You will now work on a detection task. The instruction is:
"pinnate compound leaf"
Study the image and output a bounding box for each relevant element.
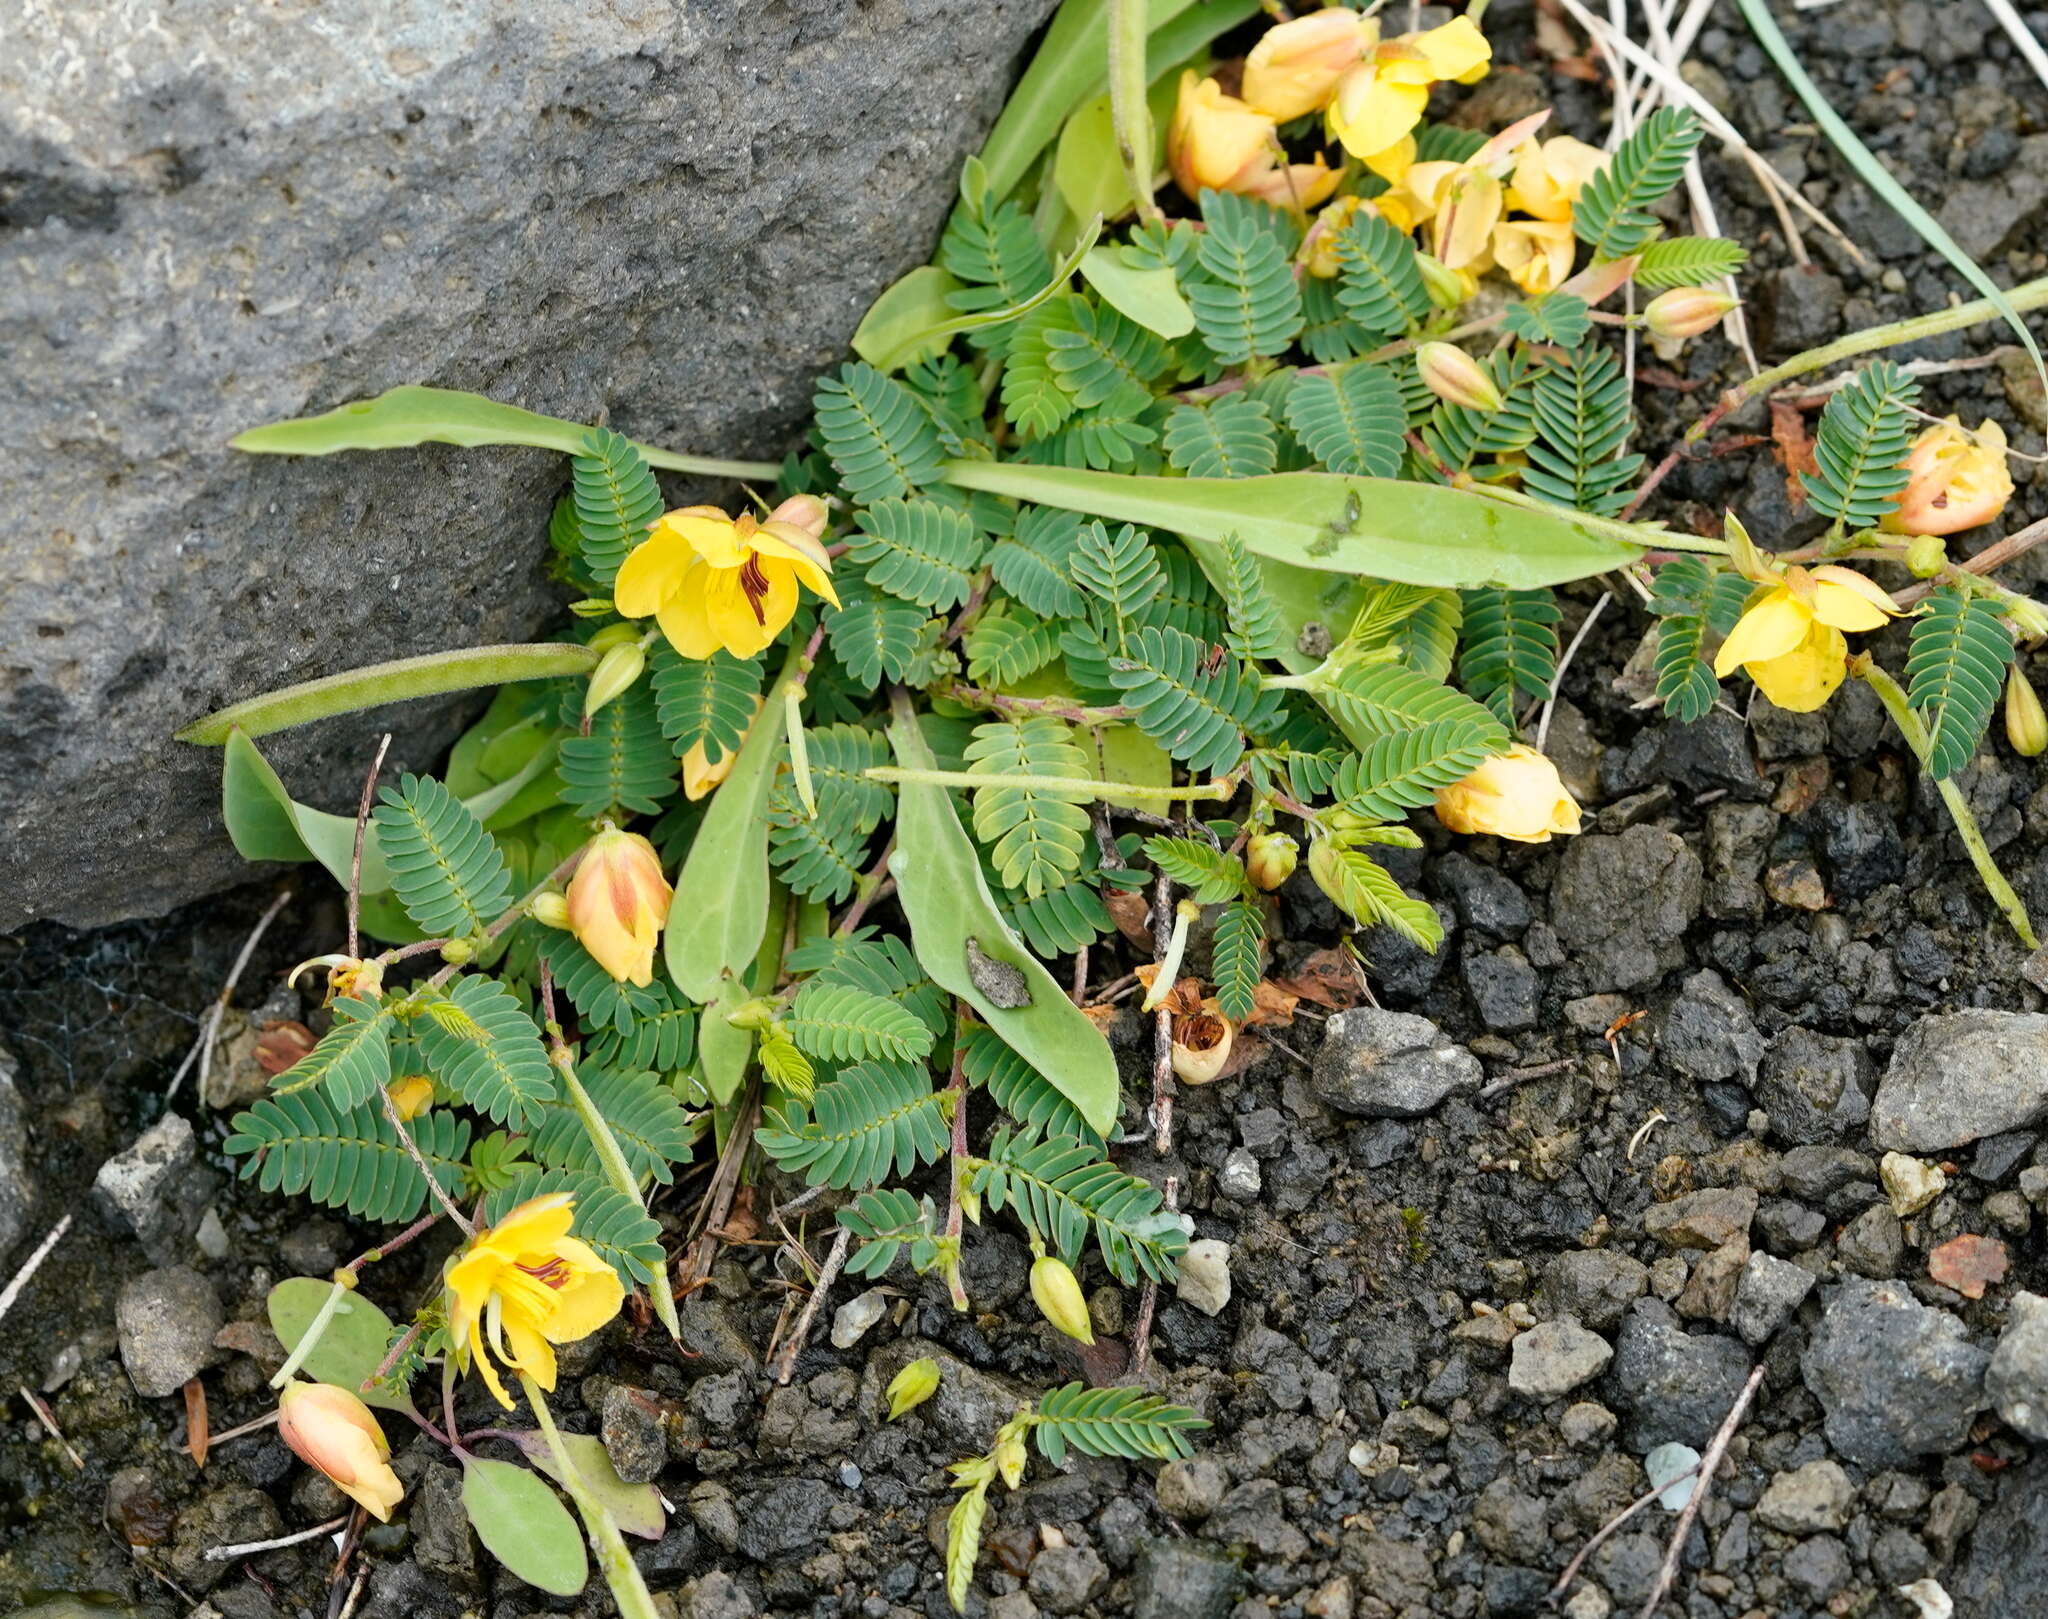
[848,498,987,610]
[1906,587,2015,779]
[1631,234,1748,290]
[1329,719,1506,820]
[1162,395,1278,479]
[650,645,763,766]
[1284,362,1406,478]
[814,361,948,501]
[227,1090,469,1225]
[966,717,1093,899]
[1211,901,1265,1024]
[1312,843,1445,949]
[1142,835,1251,903]
[372,772,513,940]
[1033,1384,1208,1465]
[272,996,394,1109]
[1458,586,1561,726]
[758,1060,948,1189]
[417,974,554,1128]
[570,428,663,588]
[785,982,938,1064]
[1187,189,1304,364]
[1803,360,1921,529]
[1108,626,1281,776]
[961,1023,1103,1148]
[1572,106,1704,260]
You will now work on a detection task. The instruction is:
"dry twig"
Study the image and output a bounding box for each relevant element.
[0,1213,70,1330]
[167,885,296,1103]
[770,1227,852,1385]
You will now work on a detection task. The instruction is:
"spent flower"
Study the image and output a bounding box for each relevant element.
[1433,745,1582,843]
[276,1380,405,1521]
[1883,418,2015,536]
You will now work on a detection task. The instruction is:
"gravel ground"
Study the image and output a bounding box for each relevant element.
[6,2,2048,1617]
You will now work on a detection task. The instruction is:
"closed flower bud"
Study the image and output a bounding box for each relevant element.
[1246,831,1299,891]
[1417,342,1503,412]
[587,622,642,654]
[1433,745,1582,843]
[438,938,474,966]
[1029,1255,1095,1345]
[1643,286,1738,341]
[386,1075,435,1122]
[885,1357,941,1421]
[2007,666,2048,757]
[993,1422,1030,1490]
[1414,251,1475,310]
[1243,7,1374,122]
[1171,1010,1234,1085]
[583,639,646,718]
[529,891,572,930]
[2008,596,2048,642]
[566,828,673,986]
[1904,534,1948,578]
[1884,417,2015,536]
[277,1381,404,1522]
[767,493,830,544]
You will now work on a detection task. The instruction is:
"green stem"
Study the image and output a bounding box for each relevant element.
[1107,0,1161,226]
[1853,657,2038,948]
[865,767,1230,802]
[552,1048,681,1343]
[176,643,600,744]
[519,1375,659,1619]
[268,1281,354,1389]
[1459,481,1728,555]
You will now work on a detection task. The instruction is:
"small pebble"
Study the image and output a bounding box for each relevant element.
[1176,1239,1232,1317]
[829,1288,889,1349]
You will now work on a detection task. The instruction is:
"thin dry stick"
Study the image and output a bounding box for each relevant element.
[1548,1458,1705,1603]
[677,1091,759,1293]
[20,1386,84,1469]
[206,1409,282,1447]
[167,884,296,1103]
[1638,1363,1767,1617]
[333,1567,370,1619]
[1128,1176,1179,1379]
[380,1086,474,1235]
[1476,1057,1576,1103]
[0,1213,70,1330]
[347,733,393,958]
[771,1227,852,1385]
[1149,862,1175,1157]
[204,1516,350,1562]
[1536,593,1612,752]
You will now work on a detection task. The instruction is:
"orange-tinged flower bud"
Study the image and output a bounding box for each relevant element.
[1433,745,1582,843]
[1246,831,1299,890]
[1029,1256,1095,1345]
[1243,8,1375,122]
[583,639,646,718]
[386,1074,435,1122]
[1417,342,1504,411]
[1169,72,1276,199]
[1171,1010,1234,1085]
[566,828,672,986]
[1643,286,1739,341]
[277,1381,404,1522]
[2008,666,2048,757]
[1884,418,2015,536]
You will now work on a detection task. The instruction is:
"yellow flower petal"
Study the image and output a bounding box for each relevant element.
[751,521,842,606]
[1432,169,1502,271]
[660,508,749,569]
[502,1315,558,1391]
[1746,622,1848,712]
[1808,566,1897,631]
[1713,588,1811,676]
[700,560,798,660]
[1412,15,1491,80]
[655,571,728,661]
[492,1192,577,1252]
[1330,70,1430,159]
[541,1243,626,1342]
[1359,133,1416,184]
[613,530,691,619]
[468,1319,513,1410]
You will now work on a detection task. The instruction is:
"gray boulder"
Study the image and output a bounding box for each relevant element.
[1801,1278,1988,1465]
[1987,1290,2048,1442]
[1310,1008,1482,1118]
[0,0,1058,929]
[0,1045,31,1263]
[1872,1011,2048,1152]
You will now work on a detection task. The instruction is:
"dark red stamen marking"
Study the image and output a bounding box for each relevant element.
[740,554,771,625]
[518,1257,570,1289]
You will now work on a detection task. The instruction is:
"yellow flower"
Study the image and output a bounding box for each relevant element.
[1301,196,1364,278]
[444,1193,625,1410]
[1713,565,1898,713]
[680,696,760,801]
[1882,418,2015,536]
[1167,73,1340,210]
[616,499,837,661]
[1491,218,1576,295]
[385,1074,435,1122]
[276,1381,405,1521]
[1243,7,1375,122]
[1328,16,1491,162]
[1504,135,1607,223]
[566,827,672,986]
[1434,745,1582,843]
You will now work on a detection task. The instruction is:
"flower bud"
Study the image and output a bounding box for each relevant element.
[886,1357,942,1421]
[1417,342,1503,412]
[276,1381,404,1521]
[583,639,647,718]
[1643,286,1739,341]
[529,891,572,930]
[587,622,642,654]
[1414,252,1474,310]
[1171,1010,1234,1085]
[1904,533,1948,578]
[993,1420,1030,1490]
[1884,418,2015,536]
[566,828,673,985]
[1243,7,1374,122]
[438,938,474,966]
[1246,831,1299,891]
[1029,1255,1095,1345]
[2008,596,2048,642]
[767,493,830,544]
[2008,666,2048,757]
[1433,745,1582,843]
[386,1074,435,1121]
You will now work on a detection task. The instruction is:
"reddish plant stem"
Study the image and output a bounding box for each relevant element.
[348,734,393,959]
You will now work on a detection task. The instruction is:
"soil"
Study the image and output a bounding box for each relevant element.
[7,3,2048,1618]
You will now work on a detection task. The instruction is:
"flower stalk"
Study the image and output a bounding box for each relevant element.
[520,1374,659,1619]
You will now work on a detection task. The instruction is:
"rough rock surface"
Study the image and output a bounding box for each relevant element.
[0,0,1058,929]
[0,1045,31,1264]
[1801,1279,1989,1465]
[115,1265,224,1397]
[1310,1008,1482,1117]
[1871,1011,2048,1151]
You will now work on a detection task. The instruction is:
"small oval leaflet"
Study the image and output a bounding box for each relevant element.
[460,1454,589,1596]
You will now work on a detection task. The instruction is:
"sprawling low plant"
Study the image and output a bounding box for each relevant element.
[175,0,2048,1609]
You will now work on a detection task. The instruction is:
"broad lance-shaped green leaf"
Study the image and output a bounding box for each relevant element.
[884,697,1120,1138]
[460,1456,588,1597]
[667,647,802,1002]
[233,383,777,480]
[179,644,599,744]
[942,463,1646,590]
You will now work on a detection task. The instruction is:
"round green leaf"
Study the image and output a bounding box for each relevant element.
[266,1278,413,1411]
[460,1456,589,1596]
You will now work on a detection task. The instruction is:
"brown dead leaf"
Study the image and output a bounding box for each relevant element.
[1769,399,1818,509]
[1242,979,1299,1028]
[253,1020,317,1076]
[183,1377,210,1469]
[719,1185,761,1245]
[1080,1003,1122,1035]
[1271,945,1368,1010]
[1929,1233,2009,1300]
[1102,889,1154,951]
[1130,966,1202,1015]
